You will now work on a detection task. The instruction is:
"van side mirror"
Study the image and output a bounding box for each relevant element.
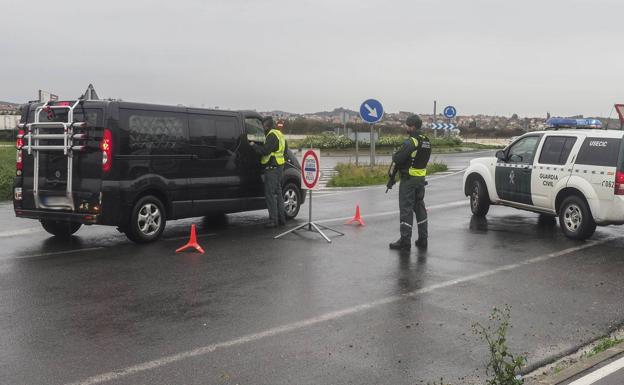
[495,150,506,161]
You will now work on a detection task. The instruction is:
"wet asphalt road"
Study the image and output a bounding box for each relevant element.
[2,152,624,385]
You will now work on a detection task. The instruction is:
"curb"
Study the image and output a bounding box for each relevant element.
[527,345,624,385]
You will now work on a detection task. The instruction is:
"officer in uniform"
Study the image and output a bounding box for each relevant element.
[253,116,287,228]
[389,114,432,250]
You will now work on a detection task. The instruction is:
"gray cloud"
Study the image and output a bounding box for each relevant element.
[1,0,623,117]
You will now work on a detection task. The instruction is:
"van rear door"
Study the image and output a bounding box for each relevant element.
[19,102,104,213]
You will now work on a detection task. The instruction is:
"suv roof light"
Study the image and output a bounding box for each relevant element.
[546,118,603,130]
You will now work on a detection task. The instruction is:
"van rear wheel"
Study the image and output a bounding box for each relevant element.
[40,220,81,238]
[559,195,596,240]
[125,195,166,243]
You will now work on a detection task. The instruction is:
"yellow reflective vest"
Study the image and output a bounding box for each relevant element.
[408,137,427,177]
[261,129,286,166]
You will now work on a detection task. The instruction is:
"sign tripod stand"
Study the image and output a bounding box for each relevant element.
[274,189,344,243]
[275,149,343,243]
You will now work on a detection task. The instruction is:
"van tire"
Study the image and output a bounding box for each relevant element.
[559,195,596,240]
[125,195,166,243]
[40,220,81,238]
[283,182,301,219]
[469,178,490,217]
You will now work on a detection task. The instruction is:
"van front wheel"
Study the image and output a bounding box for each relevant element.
[126,195,166,243]
[40,220,81,238]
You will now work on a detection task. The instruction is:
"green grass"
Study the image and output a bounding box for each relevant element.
[327,162,448,188]
[0,146,15,200]
[585,337,623,358]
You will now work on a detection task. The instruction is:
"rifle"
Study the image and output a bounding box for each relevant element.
[385,162,398,193]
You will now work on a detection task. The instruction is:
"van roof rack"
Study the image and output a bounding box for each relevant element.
[546,118,603,130]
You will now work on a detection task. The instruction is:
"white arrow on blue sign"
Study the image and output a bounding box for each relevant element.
[431,123,456,130]
[359,99,384,124]
[443,106,457,119]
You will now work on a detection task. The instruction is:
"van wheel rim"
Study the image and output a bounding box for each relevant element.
[138,203,161,236]
[563,204,582,232]
[284,188,298,216]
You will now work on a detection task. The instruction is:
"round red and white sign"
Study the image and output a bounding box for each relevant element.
[301,149,320,190]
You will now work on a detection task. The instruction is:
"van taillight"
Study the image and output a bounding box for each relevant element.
[16,129,24,176]
[616,171,624,195]
[100,129,112,172]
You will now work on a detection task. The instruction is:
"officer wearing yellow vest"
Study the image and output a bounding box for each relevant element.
[389,114,432,250]
[253,116,287,228]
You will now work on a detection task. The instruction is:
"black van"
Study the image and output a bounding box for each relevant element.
[13,100,303,243]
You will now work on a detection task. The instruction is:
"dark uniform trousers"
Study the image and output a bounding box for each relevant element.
[264,166,286,224]
[399,175,428,241]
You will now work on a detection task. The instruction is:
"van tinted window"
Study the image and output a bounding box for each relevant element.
[538,136,577,165]
[618,140,624,172]
[575,137,622,167]
[215,116,240,151]
[189,115,217,159]
[122,109,187,155]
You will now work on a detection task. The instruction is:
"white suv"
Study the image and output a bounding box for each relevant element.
[463,128,624,240]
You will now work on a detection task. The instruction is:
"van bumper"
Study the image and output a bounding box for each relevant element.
[14,209,99,225]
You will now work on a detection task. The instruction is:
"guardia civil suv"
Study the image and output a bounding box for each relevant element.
[463,118,624,240]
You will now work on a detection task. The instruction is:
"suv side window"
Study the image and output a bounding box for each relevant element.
[245,117,265,143]
[506,136,540,164]
[576,137,623,167]
[538,136,577,165]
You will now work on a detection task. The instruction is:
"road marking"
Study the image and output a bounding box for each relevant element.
[315,199,469,224]
[0,227,43,238]
[1,247,106,261]
[64,238,612,385]
[568,355,624,385]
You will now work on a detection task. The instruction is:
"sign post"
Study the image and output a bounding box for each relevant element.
[359,99,384,167]
[274,149,344,243]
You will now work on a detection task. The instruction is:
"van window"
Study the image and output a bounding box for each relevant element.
[245,117,265,143]
[538,136,577,165]
[27,107,101,126]
[189,115,217,159]
[215,116,240,152]
[122,109,187,155]
[575,137,622,167]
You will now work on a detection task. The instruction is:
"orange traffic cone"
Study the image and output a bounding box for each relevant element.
[345,205,365,226]
[176,224,205,254]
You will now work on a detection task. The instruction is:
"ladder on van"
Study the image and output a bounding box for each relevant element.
[18,100,89,211]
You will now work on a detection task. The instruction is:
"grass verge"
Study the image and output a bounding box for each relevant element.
[584,337,623,358]
[1,146,15,200]
[327,162,448,187]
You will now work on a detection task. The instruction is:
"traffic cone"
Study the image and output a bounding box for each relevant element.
[345,205,365,226]
[176,224,205,254]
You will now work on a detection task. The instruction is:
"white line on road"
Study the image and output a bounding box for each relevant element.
[315,199,469,225]
[64,238,613,385]
[568,355,624,385]
[1,247,106,261]
[570,358,624,385]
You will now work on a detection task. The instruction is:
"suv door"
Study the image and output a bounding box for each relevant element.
[188,113,242,213]
[532,135,578,209]
[495,135,541,205]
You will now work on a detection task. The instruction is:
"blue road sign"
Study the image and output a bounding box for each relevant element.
[359,99,384,124]
[443,105,457,119]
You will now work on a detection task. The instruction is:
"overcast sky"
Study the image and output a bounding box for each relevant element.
[2,0,623,117]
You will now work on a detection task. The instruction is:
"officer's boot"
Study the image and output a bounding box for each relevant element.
[389,237,411,251]
[415,238,428,249]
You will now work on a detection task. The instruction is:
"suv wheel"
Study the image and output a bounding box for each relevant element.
[283,182,301,219]
[469,178,490,217]
[125,195,166,243]
[559,195,596,240]
[40,220,81,238]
